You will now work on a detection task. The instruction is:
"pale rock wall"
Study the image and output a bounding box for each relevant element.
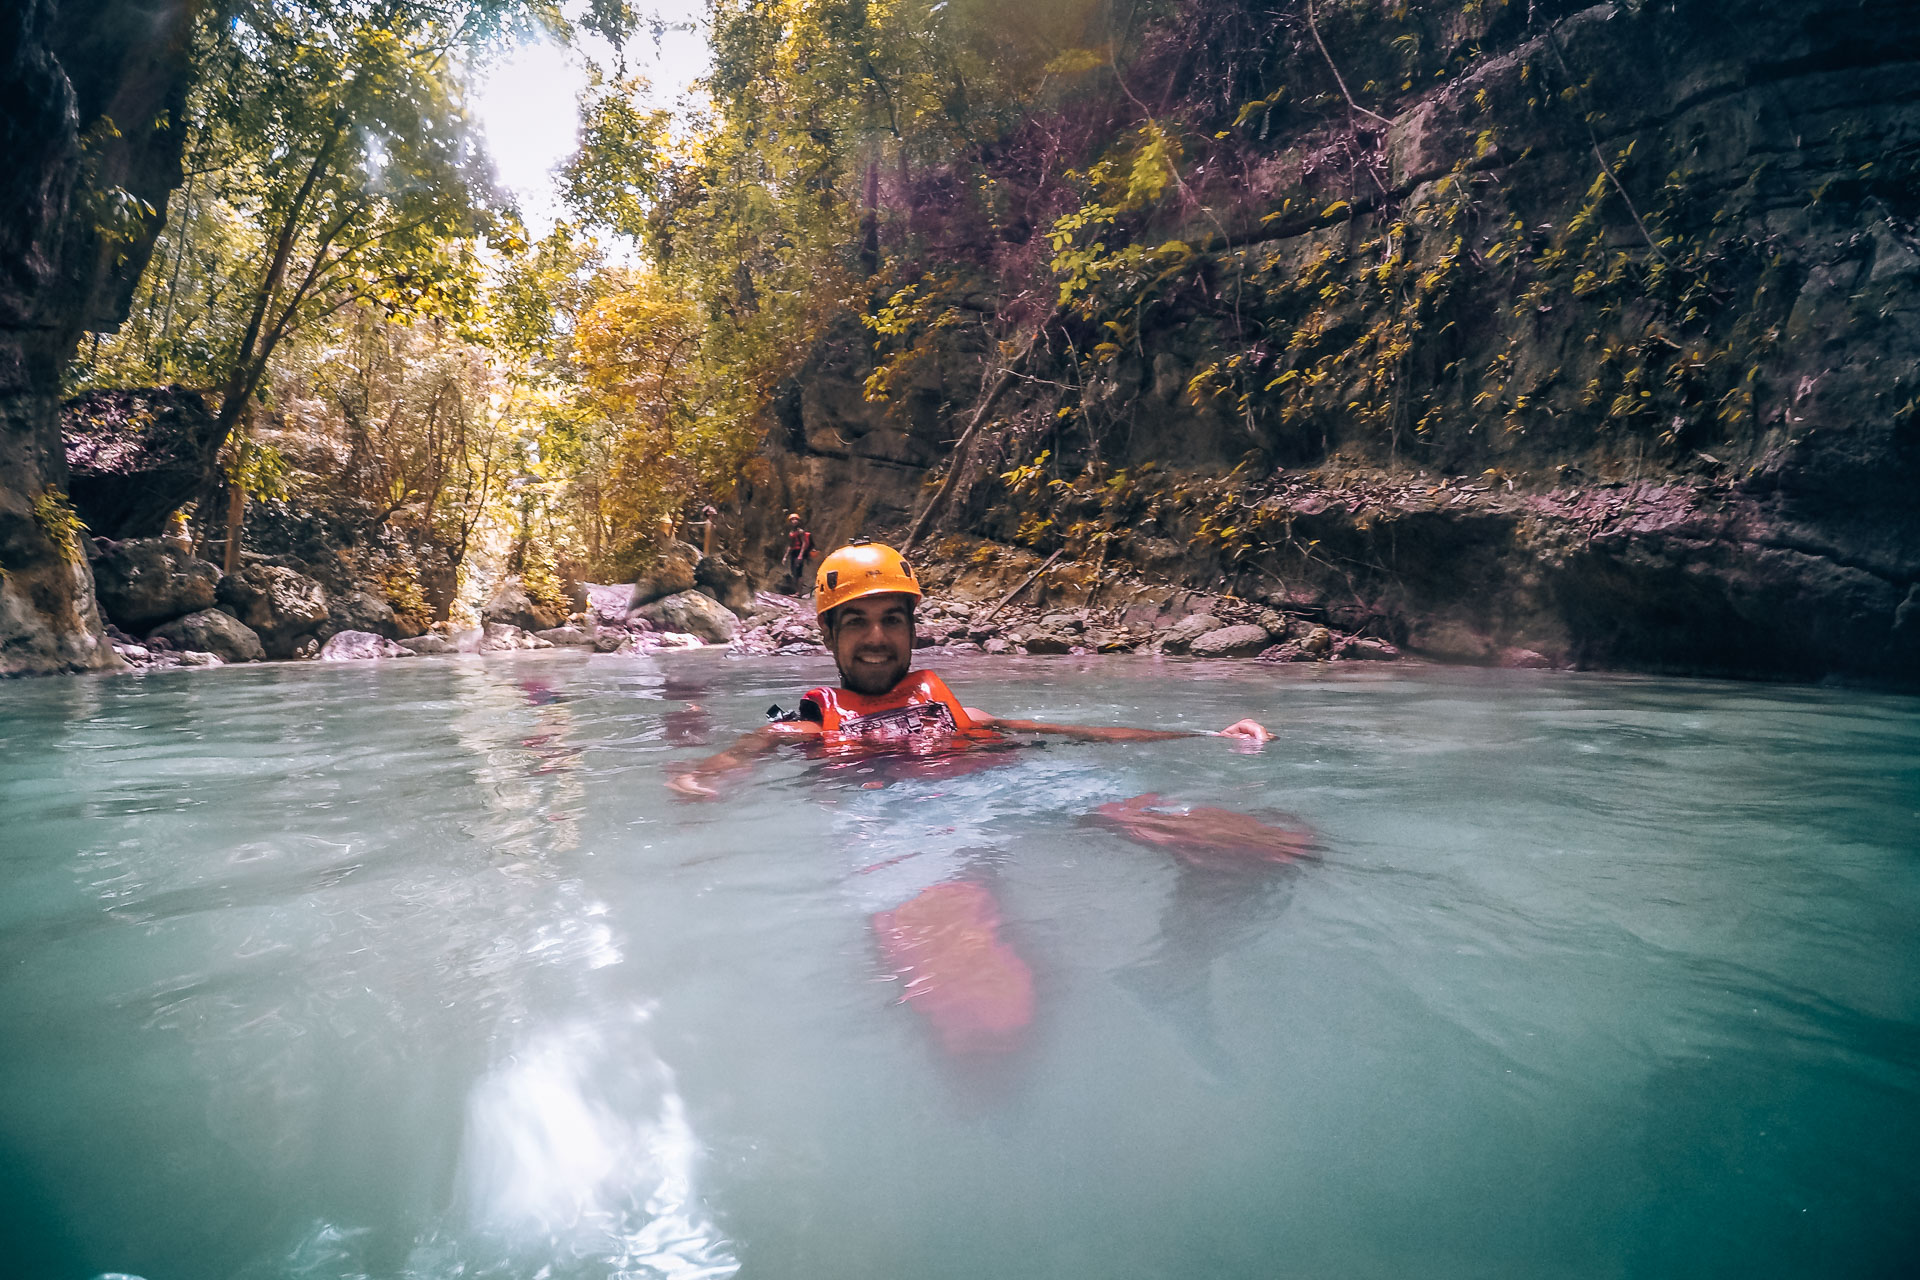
[738,0,1920,684]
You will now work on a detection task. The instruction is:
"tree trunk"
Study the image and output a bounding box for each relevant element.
[859,96,881,276]
[222,480,246,574]
[859,174,880,273]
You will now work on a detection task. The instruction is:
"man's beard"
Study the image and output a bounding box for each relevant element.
[838,652,908,696]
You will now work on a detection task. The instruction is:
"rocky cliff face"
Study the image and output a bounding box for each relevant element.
[0,0,194,675]
[733,311,988,574]
[740,0,1920,685]
[62,386,224,539]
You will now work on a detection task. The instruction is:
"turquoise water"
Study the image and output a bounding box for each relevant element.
[2,653,1917,1280]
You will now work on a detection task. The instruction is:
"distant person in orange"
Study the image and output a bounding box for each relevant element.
[783,514,815,595]
[670,538,1280,1055]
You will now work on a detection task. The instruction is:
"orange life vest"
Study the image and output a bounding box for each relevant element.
[801,670,979,741]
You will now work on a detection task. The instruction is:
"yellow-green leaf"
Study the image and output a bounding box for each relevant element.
[1043,48,1108,76]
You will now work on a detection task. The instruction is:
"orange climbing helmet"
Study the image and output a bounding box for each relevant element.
[815,537,921,618]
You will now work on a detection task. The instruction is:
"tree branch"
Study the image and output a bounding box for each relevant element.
[1305,0,1394,129]
[1539,19,1673,269]
[218,126,342,426]
[899,320,1053,554]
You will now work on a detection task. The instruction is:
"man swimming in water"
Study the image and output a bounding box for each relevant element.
[666,538,1285,1055]
[668,538,1271,799]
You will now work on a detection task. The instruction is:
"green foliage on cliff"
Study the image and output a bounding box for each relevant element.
[62,0,1902,590]
[32,489,88,565]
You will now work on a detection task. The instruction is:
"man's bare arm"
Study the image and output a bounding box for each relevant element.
[968,712,1273,744]
[668,721,821,799]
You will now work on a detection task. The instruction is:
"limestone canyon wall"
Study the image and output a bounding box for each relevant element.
[740,0,1920,685]
[1,0,195,674]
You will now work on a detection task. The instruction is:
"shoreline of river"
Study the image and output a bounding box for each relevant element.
[82,586,1825,690]
[90,582,1494,677]
[37,569,1920,694]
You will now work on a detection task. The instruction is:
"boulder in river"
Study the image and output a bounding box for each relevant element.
[481,576,564,632]
[1021,631,1074,655]
[216,564,329,658]
[637,590,738,643]
[398,634,457,655]
[629,541,702,609]
[535,625,593,646]
[1257,642,1312,663]
[320,630,412,661]
[652,631,706,649]
[1189,624,1274,659]
[693,553,753,612]
[149,608,264,663]
[584,582,633,627]
[479,621,553,652]
[328,589,402,640]
[767,613,819,647]
[91,538,219,631]
[1159,613,1223,655]
[1336,636,1401,661]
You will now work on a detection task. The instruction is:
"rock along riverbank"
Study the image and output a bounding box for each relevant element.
[98,572,1439,676]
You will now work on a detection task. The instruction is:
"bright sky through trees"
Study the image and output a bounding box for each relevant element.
[473,1,711,237]
[472,41,580,235]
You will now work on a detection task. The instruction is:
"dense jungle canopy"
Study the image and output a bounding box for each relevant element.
[66,0,1299,591]
[46,0,1740,585]
[5,0,1919,680]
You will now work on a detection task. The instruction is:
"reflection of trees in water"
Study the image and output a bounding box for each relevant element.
[441,666,622,1027]
[13,670,634,1270]
[17,667,743,1277]
[450,1018,740,1280]
[450,667,586,859]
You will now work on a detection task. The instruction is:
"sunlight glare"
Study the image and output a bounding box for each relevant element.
[473,40,581,236]
[473,3,712,239]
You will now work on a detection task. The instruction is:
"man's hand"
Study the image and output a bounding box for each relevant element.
[666,724,804,801]
[1215,718,1273,743]
[667,768,720,800]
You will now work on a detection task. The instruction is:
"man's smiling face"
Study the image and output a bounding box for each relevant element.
[826,592,915,696]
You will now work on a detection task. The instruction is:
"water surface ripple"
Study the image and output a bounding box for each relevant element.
[2,654,1916,1279]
